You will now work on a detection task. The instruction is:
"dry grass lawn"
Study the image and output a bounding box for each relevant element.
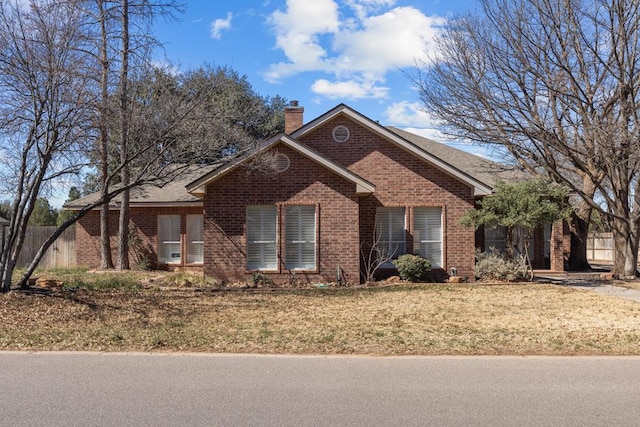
[2,278,640,355]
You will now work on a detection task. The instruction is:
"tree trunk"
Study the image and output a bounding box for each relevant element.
[117,188,130,270]
[116,0,130,270]
[1,259,15,293]
[98,0,113,270]
[612,218,639,278]
[567,212,591,271]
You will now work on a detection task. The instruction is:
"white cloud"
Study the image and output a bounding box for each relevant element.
[385,101,452,146]
[265,0,339,81]
[264,1,444,100]
[335,7,443,73]
[345,0,396,21]
[311,78,388,99]
[384,101,439,127]
[151,61,181,76]
[211,12,233,40]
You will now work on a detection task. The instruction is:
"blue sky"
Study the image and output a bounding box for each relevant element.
[39,0,481,207]
[152,0,480,142]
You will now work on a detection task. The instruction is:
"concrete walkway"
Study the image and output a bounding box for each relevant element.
[535,272,640,303]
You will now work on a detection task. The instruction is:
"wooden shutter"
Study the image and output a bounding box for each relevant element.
[285,205,316,270]
[375,207,406,262]
[413,207,442,267]
[246,206,277,270]
[186,215,203,264]
[158,215,181,263]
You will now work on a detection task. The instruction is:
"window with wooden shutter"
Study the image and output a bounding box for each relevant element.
[158,215,181,264]
[186,215,204,264]
[285,205,316,270]
[246,206,277,270]
[375,207,406,266]
[413,207,442,267]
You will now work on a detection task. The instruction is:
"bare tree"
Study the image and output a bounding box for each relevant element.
[96,0,115,269]
[0,2,206,291]
[0,0,285,291]
[416,0,640,277]
[86,0,183,270]
[360,223,398,284]
[0,0,95,292]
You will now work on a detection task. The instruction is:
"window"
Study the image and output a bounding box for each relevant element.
[246,206,277,270]
[484,223,507,253]
[186,215,204,264]
[158,215,181,264]
[285,205,316,270]
[484,222,535,260]
[413,207,443,267]
[375,207,406,265]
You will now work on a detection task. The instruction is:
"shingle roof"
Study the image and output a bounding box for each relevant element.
[386,126,525,190]
[64,164,218,210]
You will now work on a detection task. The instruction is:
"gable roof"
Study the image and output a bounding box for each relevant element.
[387,127,526,190]
[291,104,495,196]
[64,165,218,210]
[186,133,376,196]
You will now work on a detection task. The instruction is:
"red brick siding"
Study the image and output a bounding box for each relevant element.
[298,115,477,278]
[284,105,304,134]
[203,143,360,284]
[76,206,203,270]
[550,220,568,271]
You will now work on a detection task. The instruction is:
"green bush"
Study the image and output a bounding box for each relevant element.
[475,249,528,282]
[392,254,432,282]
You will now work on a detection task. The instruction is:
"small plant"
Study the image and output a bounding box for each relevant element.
[133,258,152,271]
[58,271,141,291]
[128,224,155,271]
[361,224,396,284]
[474,249,528,282]
[392,254,432,282]
[250,272,273,288]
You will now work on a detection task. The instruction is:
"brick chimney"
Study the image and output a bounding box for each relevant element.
[284,100,304,134]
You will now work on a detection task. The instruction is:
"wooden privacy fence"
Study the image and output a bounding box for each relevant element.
[14,225,76,269]
[586,232,614,264]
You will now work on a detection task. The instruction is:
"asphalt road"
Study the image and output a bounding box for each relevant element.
[1,352,639,426]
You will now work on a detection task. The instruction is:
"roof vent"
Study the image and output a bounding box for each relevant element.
[273,153,290,173]
[333,125,350,143]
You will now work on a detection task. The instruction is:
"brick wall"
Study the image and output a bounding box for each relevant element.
[284,102,304,134]
[298,115,477,279]
[203,143,361,285]
[76,206,203,269]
